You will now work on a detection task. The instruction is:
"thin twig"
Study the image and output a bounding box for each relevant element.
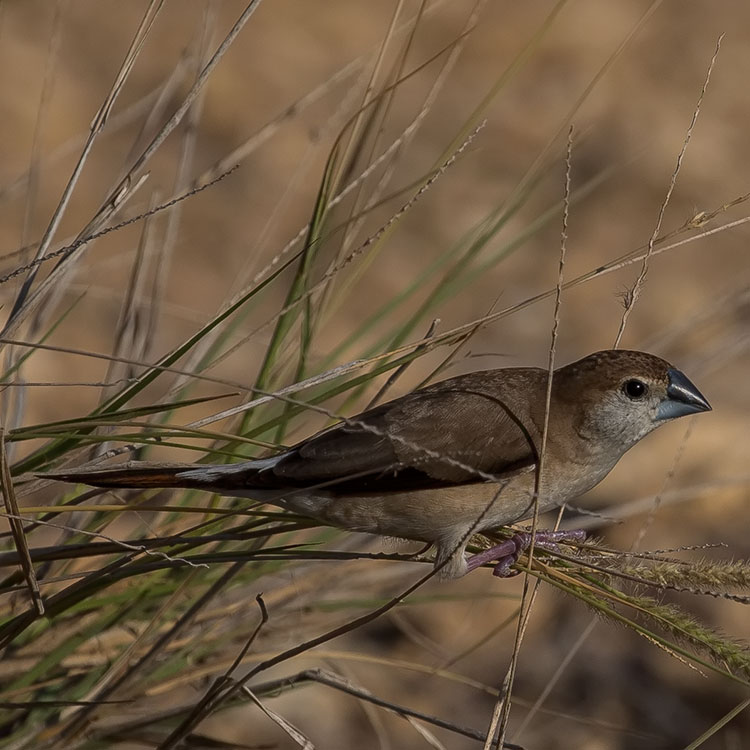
[216,119,487,378]
[155,567,438,749]
[486,124,573,750]
[613,34,724,348]
[1,0,262,341]
[18,0,65,254]
[512,619,598,740]
[56,562,247,742]
[633,421,694,550]
[0,429,44,615]
[242,685,314,749]
[515,47,728,716]
[568,475,750,530]
[365,319,439,409]
[165,594,271,746]
[0,166,239,288]
[0,509,207,570]
[2,0,165,334]
[252,668,524,747]
[0,62,190,203]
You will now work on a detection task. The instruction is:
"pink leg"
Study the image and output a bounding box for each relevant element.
[466,529,587,577]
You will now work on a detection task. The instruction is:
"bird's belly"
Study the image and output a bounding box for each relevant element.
[276,467,550,543]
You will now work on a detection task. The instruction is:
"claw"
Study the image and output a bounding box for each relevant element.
[466,529,586,577]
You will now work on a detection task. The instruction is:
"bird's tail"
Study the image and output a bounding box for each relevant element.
[40,459,271,493]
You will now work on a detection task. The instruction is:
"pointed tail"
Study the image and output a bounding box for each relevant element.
[41,461,208,490]
[41,457,284,493]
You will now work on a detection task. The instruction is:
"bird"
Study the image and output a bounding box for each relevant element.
[44,350,711,578]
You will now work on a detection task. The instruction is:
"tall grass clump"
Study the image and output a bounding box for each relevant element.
[0,3,748,748]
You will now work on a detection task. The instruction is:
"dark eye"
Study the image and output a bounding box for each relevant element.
[623,379,648,399]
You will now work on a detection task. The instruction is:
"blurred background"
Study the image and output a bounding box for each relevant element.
[1,1,749,748]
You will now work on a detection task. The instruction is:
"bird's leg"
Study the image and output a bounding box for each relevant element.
[466,529,587,577]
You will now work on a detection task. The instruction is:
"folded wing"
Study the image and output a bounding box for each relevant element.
[268,379,538,492]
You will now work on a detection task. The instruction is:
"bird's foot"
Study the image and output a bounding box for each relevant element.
[466,529,587,577]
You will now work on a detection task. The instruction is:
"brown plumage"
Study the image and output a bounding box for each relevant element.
[44,350,711,577]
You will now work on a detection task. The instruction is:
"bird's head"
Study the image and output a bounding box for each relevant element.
[554,350,711,454]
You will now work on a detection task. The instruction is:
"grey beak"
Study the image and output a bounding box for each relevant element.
[656,368,712,421]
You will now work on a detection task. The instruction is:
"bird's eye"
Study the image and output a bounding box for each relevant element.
[623,379,648,399]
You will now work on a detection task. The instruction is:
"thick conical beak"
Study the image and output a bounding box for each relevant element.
[656,368,712,420]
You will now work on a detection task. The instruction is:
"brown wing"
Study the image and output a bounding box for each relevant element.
[268,375,539,492]
[42,372,544,496]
